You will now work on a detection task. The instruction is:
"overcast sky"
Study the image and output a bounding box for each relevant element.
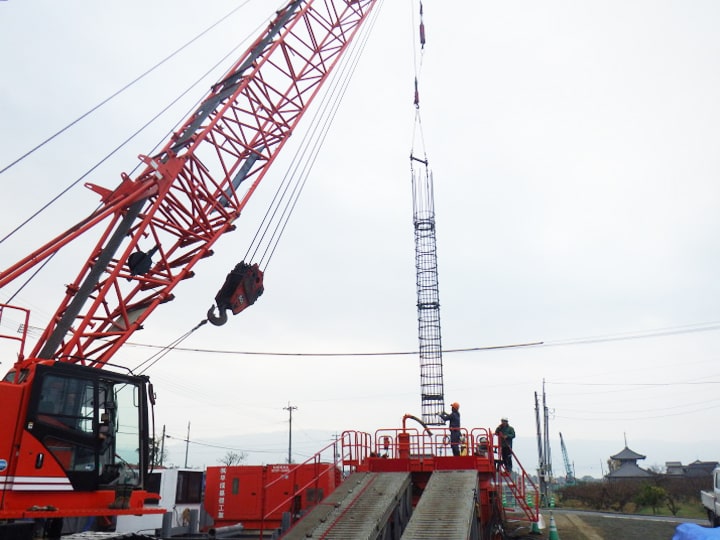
[2,0,720,479]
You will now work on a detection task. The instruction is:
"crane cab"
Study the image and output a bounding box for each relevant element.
[0,361,160,524]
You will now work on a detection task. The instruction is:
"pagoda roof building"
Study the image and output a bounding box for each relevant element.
[610,446,646,461]
[606,445,654,480]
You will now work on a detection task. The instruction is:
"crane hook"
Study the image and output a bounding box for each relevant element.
[207,305,228,326]
[207,262,264,327]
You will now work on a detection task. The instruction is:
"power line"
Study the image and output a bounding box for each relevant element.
[543,321,720,347]
[554,401,720,421]
[119,319,720,360]
[125,340,543,358]
[548,380,720,386]
[165,433,283,455]
[0,1,254,177]
[558,397,720,415]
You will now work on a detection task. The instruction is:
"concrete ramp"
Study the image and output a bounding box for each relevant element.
[400,470,479,539]
[282,472,412,539]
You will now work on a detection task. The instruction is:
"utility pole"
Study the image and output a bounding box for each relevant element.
[284,403,297,464]
[332,433,340,464]
[160,424,166,467]
[534,380,554,506]
[184,421,190,468]
[535,392,547,505]
[542,381,553,488]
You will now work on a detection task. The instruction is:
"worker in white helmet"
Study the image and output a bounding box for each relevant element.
[495,417,516,471]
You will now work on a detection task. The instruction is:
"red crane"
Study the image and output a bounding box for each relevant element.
[0,0,379,531]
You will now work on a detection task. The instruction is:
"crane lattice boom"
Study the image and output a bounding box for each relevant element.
[559,431,575,484]
[2,0,379,371]
[0,0,381,525]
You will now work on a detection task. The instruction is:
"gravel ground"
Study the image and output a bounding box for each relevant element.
[552,512,678,540]
[505,510,704,540]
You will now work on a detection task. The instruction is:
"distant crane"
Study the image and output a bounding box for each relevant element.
[559,432,576,485]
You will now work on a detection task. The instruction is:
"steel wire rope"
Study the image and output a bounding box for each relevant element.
[257,13,381,268]
[121,1,389,390]
[242,0,386,270]
[239,63,349,267]
[250,49,361,267]
[126,1,386,379]
[132,319,207,376]
[409,0,427,161]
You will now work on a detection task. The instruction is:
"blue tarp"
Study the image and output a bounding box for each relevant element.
[673,523,720,540]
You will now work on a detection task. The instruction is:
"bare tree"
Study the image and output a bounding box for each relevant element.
[150,436,168,467]
[218,451,247,466]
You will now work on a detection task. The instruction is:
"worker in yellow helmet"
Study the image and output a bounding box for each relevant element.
[439,402,461,456]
